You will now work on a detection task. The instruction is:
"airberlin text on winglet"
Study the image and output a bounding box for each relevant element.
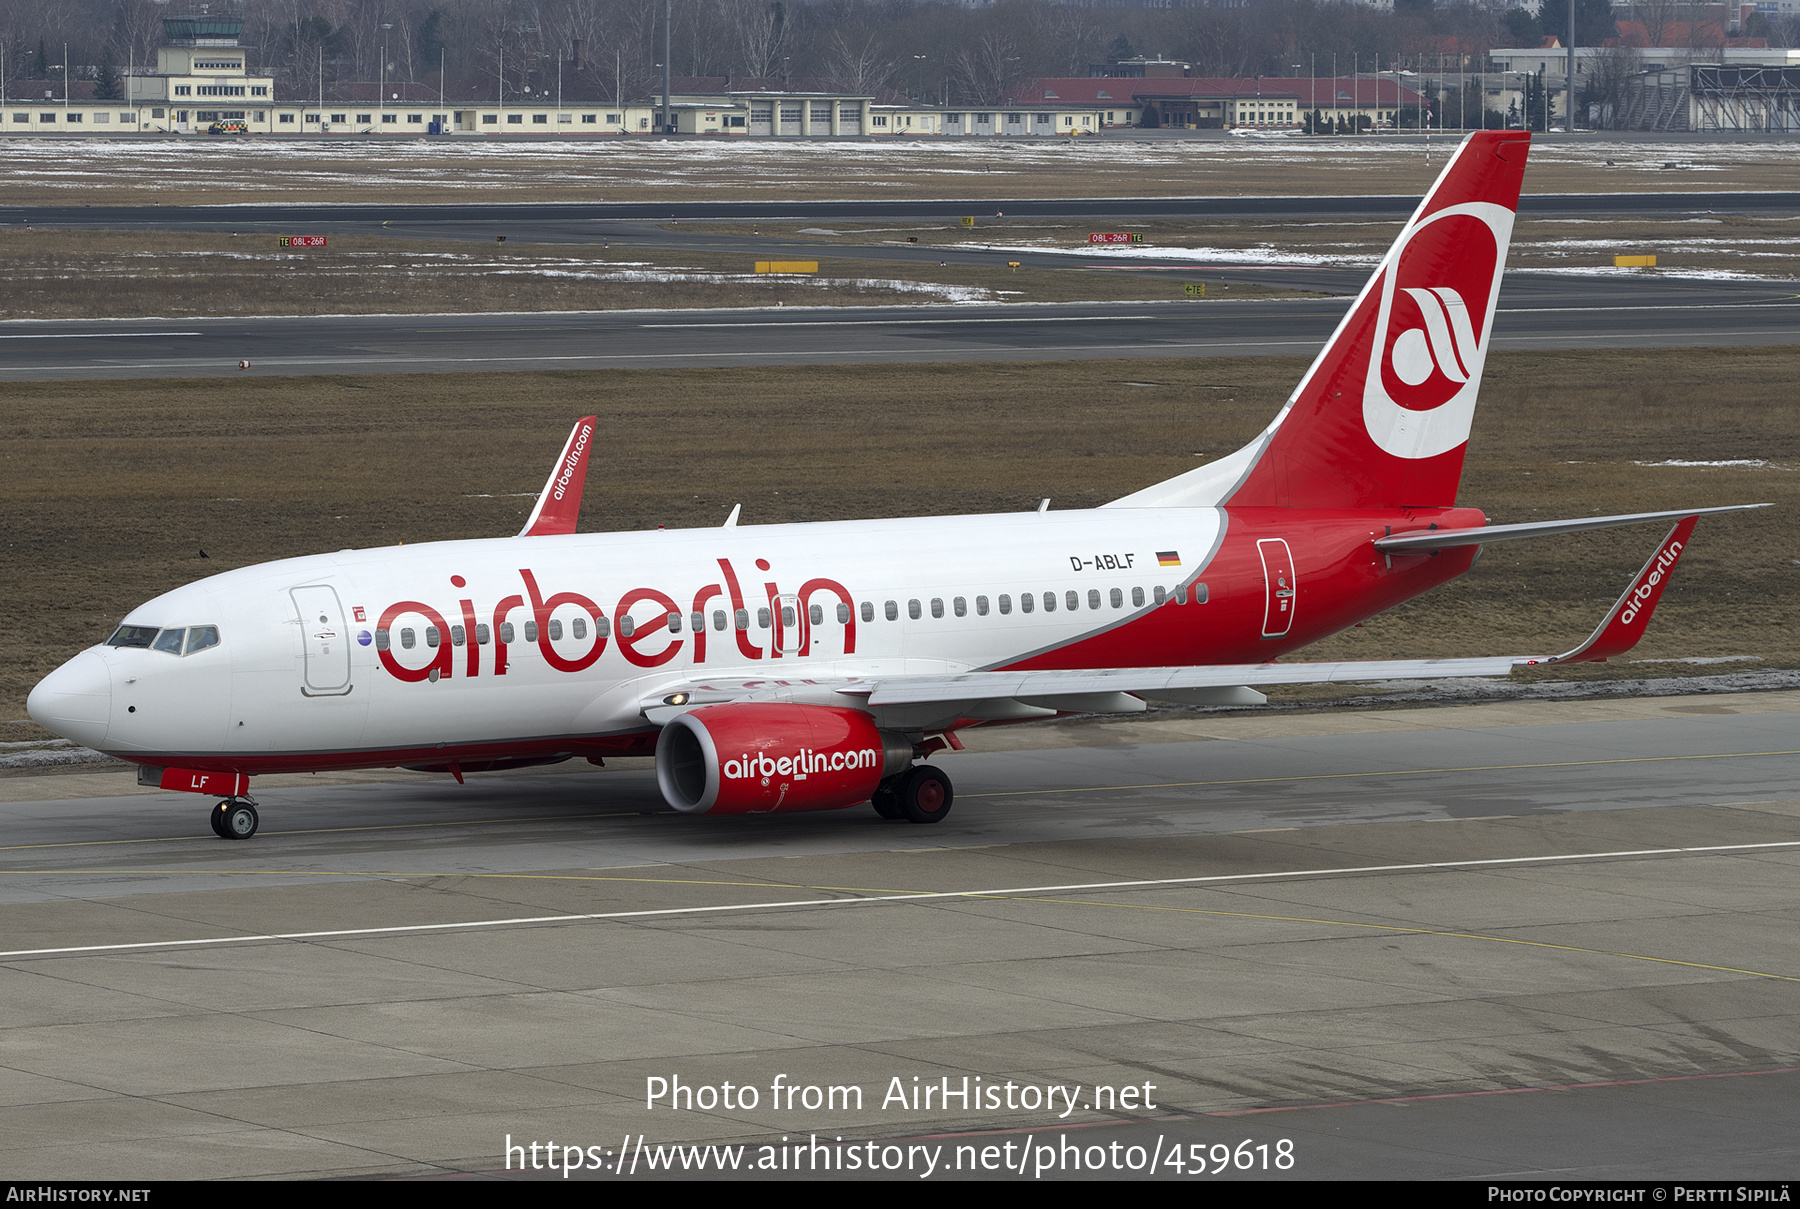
[550,421,592,503]
[1621,536,1684,626]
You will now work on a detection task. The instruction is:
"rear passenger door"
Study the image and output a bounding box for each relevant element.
[1257,539,1297,639]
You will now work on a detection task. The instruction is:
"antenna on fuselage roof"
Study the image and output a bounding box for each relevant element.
[516,416,597,538]
[1037,498,1050,513]
[723,504,741,528]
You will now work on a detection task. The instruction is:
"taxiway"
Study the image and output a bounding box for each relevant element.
[2,692,1796,1179]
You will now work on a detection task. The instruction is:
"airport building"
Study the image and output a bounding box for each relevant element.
[1613,62,1800,129]
[1004,74,1425,130]
[0,16,1103,139]
[1488,42,1800,128]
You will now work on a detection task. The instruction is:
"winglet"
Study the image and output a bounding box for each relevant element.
[1529,516,1699,665]
[517,417,597,537]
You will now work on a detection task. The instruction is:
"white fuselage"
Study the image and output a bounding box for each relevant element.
[40,508,1224,767]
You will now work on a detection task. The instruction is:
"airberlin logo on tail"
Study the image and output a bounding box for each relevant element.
[723,746,880,783]
[1390,288,1477,387]
[1362,201,1515,461]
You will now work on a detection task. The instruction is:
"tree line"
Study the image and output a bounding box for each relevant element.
[2,0,1789,109]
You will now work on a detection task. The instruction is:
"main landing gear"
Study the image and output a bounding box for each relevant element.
[870,765,954,824]
[209,797,260,840]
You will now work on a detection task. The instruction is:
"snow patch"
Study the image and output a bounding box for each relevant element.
[1634,656,1764,665]
[964,241,1373,267]
[1633,458,1791,469]
[0,744,118,769]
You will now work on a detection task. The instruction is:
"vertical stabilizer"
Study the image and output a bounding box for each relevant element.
[1107,131,1530,511]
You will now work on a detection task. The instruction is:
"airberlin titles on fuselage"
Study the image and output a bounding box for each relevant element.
[374,556,859,682]
[370,547,1201,683]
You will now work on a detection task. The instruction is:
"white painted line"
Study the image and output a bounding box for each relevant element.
[639,316,1155,328]
[4,839,1796,962]
[1497,302,1800,315]
[0,341,1332,375]
[0,332,203,340]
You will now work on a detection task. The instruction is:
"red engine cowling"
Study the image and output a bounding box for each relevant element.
[655,703,906,814]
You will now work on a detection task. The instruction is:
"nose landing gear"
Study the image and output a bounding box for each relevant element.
[209,798,260,839]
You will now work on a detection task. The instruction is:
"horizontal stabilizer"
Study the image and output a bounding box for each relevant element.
[1375,503,1768,553]
[517,416,597,538]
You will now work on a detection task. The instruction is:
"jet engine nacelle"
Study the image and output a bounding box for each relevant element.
[655,703,911,814]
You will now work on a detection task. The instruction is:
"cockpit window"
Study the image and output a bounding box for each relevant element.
[108,624,221,655]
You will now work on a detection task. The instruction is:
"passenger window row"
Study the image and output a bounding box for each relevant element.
[366,583,1211,654]
[107,624,221,655]
[375,610,673,652]
[855,584,1206,622]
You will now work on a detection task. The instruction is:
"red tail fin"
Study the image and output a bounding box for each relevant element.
[1231,131,1530,508]
[1109,132,1531,513]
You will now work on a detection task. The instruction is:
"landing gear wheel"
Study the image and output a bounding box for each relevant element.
[898,765,953,824]
[220,799,259,840]
[209,800,232,838]
[870,779,904,820]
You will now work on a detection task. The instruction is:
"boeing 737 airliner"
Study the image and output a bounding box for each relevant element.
[27,131,1767,838]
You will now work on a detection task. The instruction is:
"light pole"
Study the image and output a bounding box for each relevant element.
[661,0,671,134]
[914,54,926,103]
[1567,0,1576,131]
[380,23,392,125]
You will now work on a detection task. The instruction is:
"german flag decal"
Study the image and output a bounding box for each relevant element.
[1157,551,1181,567]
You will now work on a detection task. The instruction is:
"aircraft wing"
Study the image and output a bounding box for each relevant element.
[638,658,1513,725]
[854,657,1519,707]
[642,515,1710,727]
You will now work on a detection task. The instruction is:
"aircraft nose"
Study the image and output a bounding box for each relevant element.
[27,649,112,750]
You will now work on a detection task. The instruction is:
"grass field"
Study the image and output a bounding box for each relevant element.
[4,347,1795,732]
[0,229,1307,319]
[698,213,1800,279]
[1,135,1796,207]
[3,210,1794,321]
